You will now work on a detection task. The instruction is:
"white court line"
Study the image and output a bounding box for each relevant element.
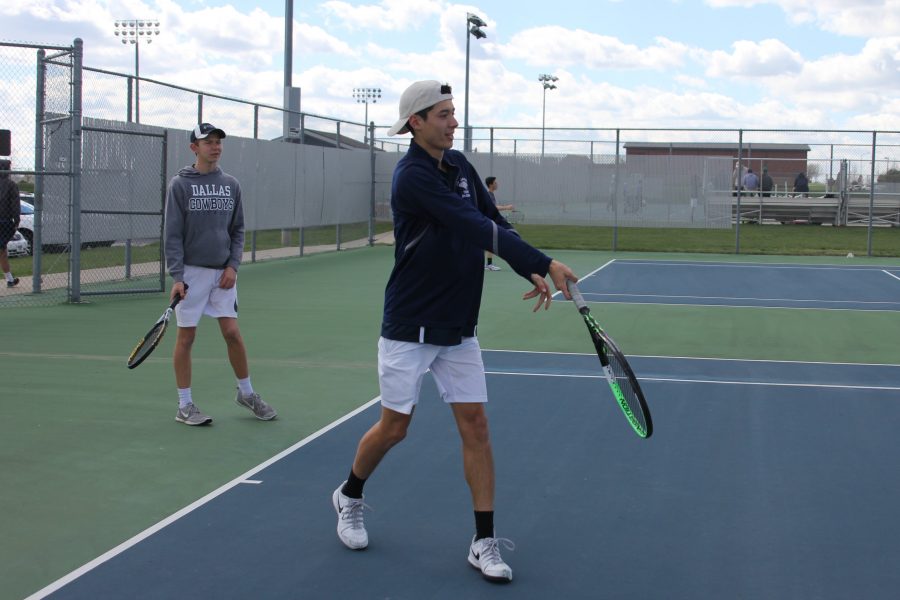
[551,258,615,299]
[485,370,900,391]
[582,291,900,306]
[25,396,382,600]
[883,269,900,283]
[616,260,899,271]
[572,298,900,313]
[482,348,900,368]
[241,480,263,485]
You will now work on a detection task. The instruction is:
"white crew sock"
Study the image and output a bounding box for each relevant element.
[237,377,254,397]
[177,387,193,408]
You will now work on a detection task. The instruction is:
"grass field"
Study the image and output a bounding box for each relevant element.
[6,221,899,281]
[516,223,900,256]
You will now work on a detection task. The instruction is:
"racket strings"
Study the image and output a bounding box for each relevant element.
[128,323,165,366]
[605,349,650,433]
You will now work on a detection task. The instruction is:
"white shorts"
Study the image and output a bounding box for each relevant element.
[175,265,239,328]
[377,336,488,415]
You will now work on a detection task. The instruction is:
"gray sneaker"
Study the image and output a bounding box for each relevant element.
[176,402,213,426]
[235,390,277,420]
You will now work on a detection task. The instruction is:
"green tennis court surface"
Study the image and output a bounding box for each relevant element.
[4,247,900,599]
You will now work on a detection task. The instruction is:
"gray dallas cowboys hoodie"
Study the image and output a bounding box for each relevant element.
[164,165,244,283]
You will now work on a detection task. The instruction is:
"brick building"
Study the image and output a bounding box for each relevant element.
[623,142,810,189]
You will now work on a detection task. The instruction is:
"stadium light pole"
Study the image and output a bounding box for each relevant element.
[114,19,160,123]
[353,87,381,144]
[538,74,558,158]
[464,12,487,153]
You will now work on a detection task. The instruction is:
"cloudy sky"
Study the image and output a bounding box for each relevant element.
[2,0,899,149]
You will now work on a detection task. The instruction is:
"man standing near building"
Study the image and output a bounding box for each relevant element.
[761,168,774,197]
[164,123,277,426]
[742,167,760,196]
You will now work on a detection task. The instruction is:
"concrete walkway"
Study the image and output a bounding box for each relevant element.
[0,231,395,299]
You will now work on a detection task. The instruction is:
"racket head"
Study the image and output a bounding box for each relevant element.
[574,300,652,438]
[126,286,186,370]
[126,318,169,369]
[592,326,653,438]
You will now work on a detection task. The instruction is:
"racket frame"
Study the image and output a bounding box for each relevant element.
[126,286,187,369]
[567,281,653,438]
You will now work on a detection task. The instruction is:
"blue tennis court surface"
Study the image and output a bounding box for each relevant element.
[581,259,900,311]
[27,257,900,599]
[36,349,900,600]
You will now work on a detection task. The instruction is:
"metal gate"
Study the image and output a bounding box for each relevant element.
[1,39,167,306]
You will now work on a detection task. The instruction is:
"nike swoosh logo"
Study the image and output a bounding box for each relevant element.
[473,551,480,559]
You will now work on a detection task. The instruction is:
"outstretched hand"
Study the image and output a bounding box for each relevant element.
[522,259,578,312]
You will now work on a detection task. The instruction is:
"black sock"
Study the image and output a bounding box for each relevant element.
[342,469,366,499]
[486,257,493,265]
[474,510,494,541]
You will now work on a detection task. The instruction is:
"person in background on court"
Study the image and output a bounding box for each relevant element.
[793,172,809,198]
[331,80,577,584]
[484,176,514,271]
[742,167,759,196]
[0,159,21,288]
[164,123,277,426]
[760,168,774,197]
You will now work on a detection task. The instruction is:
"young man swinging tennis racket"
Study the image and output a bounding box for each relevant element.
[331,80,577,583]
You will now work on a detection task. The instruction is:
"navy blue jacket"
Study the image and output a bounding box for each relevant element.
[381,141,552,346]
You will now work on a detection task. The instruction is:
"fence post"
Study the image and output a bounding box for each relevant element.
[613,129,620,251]
[252,105,259,262]
[489,127,494,176]
[159,130,168,292]
[735,130,743,254]
[33,49,46,293]
[868,131,877,257]
[70,38,84,302]
[368,121,376,246]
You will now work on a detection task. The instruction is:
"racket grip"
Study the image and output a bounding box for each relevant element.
[170,282,189,309]
[567,280,588,311]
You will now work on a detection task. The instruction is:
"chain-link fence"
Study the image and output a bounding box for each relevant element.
[2,38,899,308]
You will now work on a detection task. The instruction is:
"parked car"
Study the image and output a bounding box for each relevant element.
[17,192,116,254]
[17,194,35,254]
[5,230,29,258]
[7,230,29,257]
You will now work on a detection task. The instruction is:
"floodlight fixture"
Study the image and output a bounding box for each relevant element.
[464,12,488,153]
[353,87,382,143]
[112,18,161,123]
[538,74,559,158]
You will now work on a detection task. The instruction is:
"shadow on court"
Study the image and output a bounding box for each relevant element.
[41,352,900,599]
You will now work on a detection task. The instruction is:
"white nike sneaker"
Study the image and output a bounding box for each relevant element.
[468,535,515,582]
[332,482,370,550]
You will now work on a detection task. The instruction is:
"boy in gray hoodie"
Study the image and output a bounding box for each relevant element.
[164,123,276,425]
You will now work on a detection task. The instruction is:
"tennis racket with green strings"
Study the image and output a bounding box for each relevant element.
[127,284,187,369]
[567,280,653,438]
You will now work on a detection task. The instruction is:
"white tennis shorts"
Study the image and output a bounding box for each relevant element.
[377,336,488,415]
[174,265,239,327]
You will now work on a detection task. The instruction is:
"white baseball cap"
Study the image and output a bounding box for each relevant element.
[387,80,454,137]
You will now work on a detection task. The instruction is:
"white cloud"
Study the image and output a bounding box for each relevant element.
[320,0,443,31]
[674,74,710,89]
[704,39,804,77]
[501,26,689,70]
[704,0,900,37]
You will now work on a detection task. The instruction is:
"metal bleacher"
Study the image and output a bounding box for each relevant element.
[731,192,900,226]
